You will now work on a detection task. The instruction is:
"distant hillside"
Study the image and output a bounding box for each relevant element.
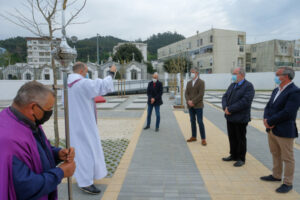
[0,37,27,65]
[0,32,185,65]
[73,36,126,63]
[145,32,185,60]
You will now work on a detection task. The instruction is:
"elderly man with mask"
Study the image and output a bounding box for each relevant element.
[222,67,254,167]
[68,62,116,194]
[0,81,75,200]
[185,68,207,145]
[144,72,163,132]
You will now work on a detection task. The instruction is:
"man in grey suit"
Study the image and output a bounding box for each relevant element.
[185,68,207,146]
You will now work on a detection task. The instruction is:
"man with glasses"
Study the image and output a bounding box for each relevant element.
[0,81,75,200]
[222,67,254,167]
[260,67,300,193]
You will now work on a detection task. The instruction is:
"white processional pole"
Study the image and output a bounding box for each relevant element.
[52,1,77,200]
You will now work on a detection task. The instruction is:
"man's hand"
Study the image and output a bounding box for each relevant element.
[58,147,75,163]
[59,161,76,178]
[225,107,231,115]
[264,119,274,129]
[110,65,117,73]
[151,98,155,104]
[188,100,194,107]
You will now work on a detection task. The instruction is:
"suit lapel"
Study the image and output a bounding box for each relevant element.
[272,83,294,104]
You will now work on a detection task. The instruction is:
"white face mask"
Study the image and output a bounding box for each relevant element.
[191,73,196,79]
[152,78,157,83]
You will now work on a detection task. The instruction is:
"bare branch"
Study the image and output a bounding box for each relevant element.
[65,0,87,27]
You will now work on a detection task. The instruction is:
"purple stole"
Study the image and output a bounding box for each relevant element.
[0,108,57,200]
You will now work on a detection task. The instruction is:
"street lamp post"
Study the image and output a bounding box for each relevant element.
[51,1,77,200]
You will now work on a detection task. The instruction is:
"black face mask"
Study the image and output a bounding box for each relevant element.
[33,104,53,126]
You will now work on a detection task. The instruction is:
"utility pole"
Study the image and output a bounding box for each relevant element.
[97,33,100,65]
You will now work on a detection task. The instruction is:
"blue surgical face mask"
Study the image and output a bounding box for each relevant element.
[232,75,237,82]
[85,73,89,79]
[274,76,281,85]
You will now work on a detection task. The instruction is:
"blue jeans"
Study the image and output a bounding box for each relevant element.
[188,108,206,139]
[146,104,160,129]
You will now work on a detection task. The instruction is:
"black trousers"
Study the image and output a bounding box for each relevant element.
[226,121,248,162]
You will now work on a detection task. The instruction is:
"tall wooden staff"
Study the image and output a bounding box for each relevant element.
[52,1,77,199]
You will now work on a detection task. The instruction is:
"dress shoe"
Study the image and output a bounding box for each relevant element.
[233,160,245,167]
[201,140,207,146]
[80,184,101,194]
[187,137,197,142]
[276,184,293,193]
[222,156,236,162]
[143,126,150,130]
[260,175,281,182]
[155,128,159,132]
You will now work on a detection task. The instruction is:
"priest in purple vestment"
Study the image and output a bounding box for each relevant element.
[0,81,76,200]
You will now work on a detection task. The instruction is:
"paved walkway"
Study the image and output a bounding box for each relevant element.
[57,94,300,200]
[117,97,210,200]
[101,95,300,200]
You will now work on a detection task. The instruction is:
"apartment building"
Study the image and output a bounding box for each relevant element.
[246,39,296,72]
[26,37,60,68]
[113,42,147,61]
[157,28,246,73]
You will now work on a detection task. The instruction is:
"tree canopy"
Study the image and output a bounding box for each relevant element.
[163,57,192,73]
[113,43,143,63]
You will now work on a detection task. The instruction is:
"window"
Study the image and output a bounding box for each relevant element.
[239,46,244,52]
[131,69,137,80]
[200,39,203,46]
[252,58,256,63]
[39,52,45,56]
[252,46,256,52]
[44,74,50,80]
[210,35,213,43]
[25,73,31,80]
[8,74,13,80]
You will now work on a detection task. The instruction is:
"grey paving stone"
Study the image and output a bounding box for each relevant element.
[205,98,222,103]
[96,102,120,109]
[253,98,269,103]
[133,99,148,103]
[58,183,106,200]
[251,102,266,110]
[138,95,148,99]
[125,103,147,110]
[296,136,300,145]
[118,96,211,199]
[107,98,128,103]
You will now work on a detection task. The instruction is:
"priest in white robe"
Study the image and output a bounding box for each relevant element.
[67,62,116,194]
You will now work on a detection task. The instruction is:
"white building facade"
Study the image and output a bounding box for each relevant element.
[158,28,246,74]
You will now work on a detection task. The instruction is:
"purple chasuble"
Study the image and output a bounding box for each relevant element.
[0,108,57,200]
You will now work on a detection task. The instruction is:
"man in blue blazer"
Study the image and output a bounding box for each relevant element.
[260,67,300,193]
[144,72,163,132]
[222,67,255,167]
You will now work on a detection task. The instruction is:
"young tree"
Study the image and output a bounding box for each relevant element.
[0,0,87,147]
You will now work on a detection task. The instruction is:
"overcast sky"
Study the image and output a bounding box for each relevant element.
[0,0,299,44]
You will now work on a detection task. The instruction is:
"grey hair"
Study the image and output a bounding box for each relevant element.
[13,81,55,107]
[280,66,295,80]
[73,62,86,72]
[237,67,245,76]
[190,67,200,73]
[153,72,158,75]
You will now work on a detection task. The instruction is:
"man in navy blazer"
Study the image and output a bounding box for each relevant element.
[260,67,300,193]
[222,67,255,167]
[144,72,163,132]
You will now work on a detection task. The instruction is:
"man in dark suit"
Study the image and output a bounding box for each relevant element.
[260,67,300,193]
[185,68,207,146]
[222,67,255,167]
[144,72,163,132]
